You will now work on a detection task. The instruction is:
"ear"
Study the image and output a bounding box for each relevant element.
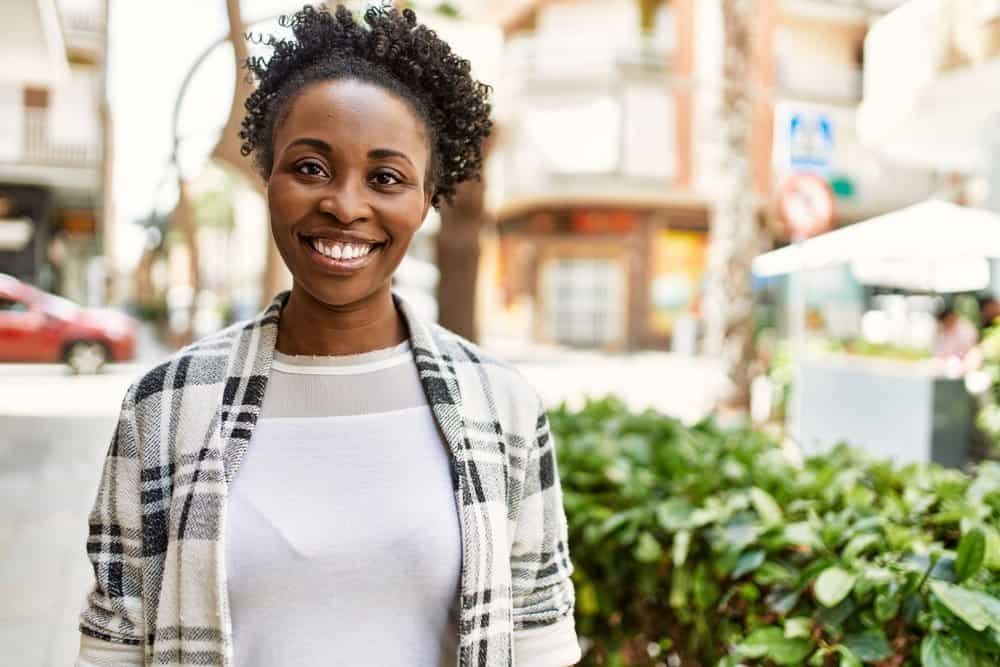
[421,190,433,222]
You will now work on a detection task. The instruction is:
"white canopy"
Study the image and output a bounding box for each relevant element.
[752,201,1000,292]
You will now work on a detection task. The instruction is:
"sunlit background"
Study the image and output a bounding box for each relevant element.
[3,1,1000,664]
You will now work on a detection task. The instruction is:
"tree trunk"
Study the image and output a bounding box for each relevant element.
[436,177,488,341]
[213,0,259,189]
[701,0,762,412]
[212,0,287,308]
[170,179,200,345]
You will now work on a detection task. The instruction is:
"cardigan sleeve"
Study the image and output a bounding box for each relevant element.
[77,385,147,661]
[511,396,581,666]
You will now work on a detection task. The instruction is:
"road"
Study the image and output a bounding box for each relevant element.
[0,346,724,665]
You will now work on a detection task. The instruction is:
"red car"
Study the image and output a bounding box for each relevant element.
[0,274,137,373]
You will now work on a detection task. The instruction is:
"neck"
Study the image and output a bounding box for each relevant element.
[275,285,409,356]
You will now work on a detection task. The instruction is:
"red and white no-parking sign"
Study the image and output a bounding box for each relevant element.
[777,173,835,241]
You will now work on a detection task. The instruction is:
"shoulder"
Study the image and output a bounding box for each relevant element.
[125,318,252,411]
[428,324,545,420]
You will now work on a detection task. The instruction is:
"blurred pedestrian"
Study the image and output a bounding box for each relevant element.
[75,6,579,667]
[935,306,979,366]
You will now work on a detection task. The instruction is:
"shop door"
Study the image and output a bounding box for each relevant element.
[541,257,625,347]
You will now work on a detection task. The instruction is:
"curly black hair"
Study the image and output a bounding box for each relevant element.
[239,4,492,208]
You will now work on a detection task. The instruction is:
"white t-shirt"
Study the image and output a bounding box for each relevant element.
[225,341,462,666]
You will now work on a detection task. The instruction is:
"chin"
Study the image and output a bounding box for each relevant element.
[293,273,390,309]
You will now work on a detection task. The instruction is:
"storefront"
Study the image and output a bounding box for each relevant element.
[493,201,710,350]
[0,185,53,287]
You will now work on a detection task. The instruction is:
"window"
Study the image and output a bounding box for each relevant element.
[0,297,29,313]
[541,257,625,346]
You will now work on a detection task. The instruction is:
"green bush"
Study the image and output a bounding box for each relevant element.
[552,398,1000,666]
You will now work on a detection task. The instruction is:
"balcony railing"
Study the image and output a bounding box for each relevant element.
[504,33,672,84]
[0,107,101,168]
[59,4,106,35]
[776,54,863,104]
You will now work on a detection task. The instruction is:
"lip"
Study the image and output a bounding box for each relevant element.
[301,235,384,274]
[298,231,386,245]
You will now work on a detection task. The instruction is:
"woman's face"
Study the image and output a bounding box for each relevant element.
[266,79,432,309]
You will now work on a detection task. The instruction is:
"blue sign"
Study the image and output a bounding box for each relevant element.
[789,111,834,173]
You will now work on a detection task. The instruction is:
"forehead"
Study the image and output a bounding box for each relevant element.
[274,79,429,156]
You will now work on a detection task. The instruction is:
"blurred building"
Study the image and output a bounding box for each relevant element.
[482,0,936,351]
[859,0,1000,206]
[486,0,713,351]
[769,0,937,223]
[0,0,109,305]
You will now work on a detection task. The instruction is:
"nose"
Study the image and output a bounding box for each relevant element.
[317,178,372,224]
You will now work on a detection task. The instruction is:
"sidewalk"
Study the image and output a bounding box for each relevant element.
[484,336,727,424]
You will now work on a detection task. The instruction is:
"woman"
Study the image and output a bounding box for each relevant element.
[76,6,579,667]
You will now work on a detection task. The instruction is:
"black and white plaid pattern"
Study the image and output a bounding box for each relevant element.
[80,291,576,666]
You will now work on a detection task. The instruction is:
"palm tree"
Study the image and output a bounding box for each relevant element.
[701,0,764,412]
[436,167,490,340]
[212,0,286,310]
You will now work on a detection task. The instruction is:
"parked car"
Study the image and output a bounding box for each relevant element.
[0,274,137,373]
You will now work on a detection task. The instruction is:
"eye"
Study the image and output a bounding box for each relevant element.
[294,160,328,177]
[370,170,402,187]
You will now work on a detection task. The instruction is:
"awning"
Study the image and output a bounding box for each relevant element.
[752,200,1000,292]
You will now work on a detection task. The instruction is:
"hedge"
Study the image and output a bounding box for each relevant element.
[551,398,1000,666]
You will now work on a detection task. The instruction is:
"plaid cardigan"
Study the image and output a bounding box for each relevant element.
[79,291,579,667]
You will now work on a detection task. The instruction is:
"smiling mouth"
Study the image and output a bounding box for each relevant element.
[300,235,386,271]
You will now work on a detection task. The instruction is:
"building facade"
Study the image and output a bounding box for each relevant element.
[0,0,109,305]
[483,0,935,351]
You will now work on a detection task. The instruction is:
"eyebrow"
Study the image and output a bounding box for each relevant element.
[287,137,332,153]
[368,148,414,168]
[285,139,414,168]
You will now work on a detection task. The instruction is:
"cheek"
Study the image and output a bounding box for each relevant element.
[266,178,310,226]
[380,199,426,248]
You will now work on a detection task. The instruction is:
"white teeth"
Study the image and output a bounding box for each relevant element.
[310,239,375,261]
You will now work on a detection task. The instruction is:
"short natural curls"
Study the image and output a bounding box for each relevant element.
[239,4,492,208]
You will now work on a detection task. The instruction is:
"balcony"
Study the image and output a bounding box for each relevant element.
[779,0,909,23]
[57,0,105,54]
[775,54,863,105]
[858,0,1000,172]
[495,20,683,213]
[504,33,672,89]
[0,106,101,192]
[20,107,100,167]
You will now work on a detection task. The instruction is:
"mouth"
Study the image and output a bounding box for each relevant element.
[299,235,387,273]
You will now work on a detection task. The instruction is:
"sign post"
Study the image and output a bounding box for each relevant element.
[776,172,836,358]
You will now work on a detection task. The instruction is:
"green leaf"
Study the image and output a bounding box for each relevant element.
[835,645,862,667]
[750,487,783,526]
[921,633,976,667]
[784,616,811,639]
[956,527,987,583]
[875,586,902,622]
[577,582,599,616]
[731,549,766,579]
[737,628,813,665]
[842,628,893,662]
[782,521,821,549]
[655,498,694,531]
[693,562,719,610]
[930,581,1000,633]
[672,529,691,568]
[983,526,1000,570]
[843,533,881,560]
[634,531,662,563]
[814,566,856,608]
